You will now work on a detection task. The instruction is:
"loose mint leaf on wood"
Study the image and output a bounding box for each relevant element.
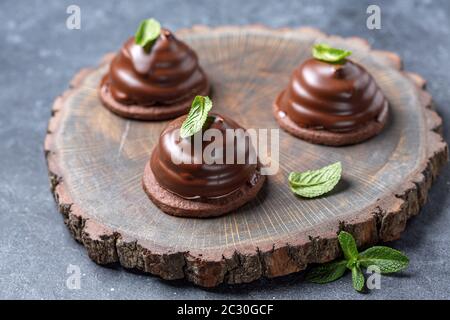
[306,260,348,284]
[359,246,409,273]
[135,18,161,52]
[312,43,352,63]
[338,231,359,261]
[180,96,213,138]
[288,161,342,198]
[351,265,365,292]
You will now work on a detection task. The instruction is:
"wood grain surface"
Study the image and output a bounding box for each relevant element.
[45,26,448,287]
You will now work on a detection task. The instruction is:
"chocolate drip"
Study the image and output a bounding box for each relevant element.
[103,29,208,106]
[150,114,257,199]
[276,58,388,132]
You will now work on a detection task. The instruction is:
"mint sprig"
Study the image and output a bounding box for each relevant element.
[306,231,409,292]
[312,43,352,63]
[135,18,161,52]
[288,162,342,198]
[180,96,213,139]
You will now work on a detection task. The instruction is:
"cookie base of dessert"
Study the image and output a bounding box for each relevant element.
[273,97,389,146]
[142,161,266,218]
[98,76,210,121]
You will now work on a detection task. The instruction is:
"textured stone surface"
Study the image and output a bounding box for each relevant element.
[0,0,449,299]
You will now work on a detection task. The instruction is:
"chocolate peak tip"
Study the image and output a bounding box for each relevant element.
[161,28,172,38]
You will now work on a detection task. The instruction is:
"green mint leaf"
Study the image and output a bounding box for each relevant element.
[180,96,213,139]
[358,246,409,274]
[351,265,365,292]
[306,260,348,284]
[288,162,342,198]
[312,43,352,63]
[338,231,359,261]
[135,18,161,51]
[346,259,357,269]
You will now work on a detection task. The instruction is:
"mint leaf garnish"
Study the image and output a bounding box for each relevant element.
[135,18,161,52]
[351,265,365,292]
[288,161,342,198]
[306,231,409,293]
[306,260,347,284]
[312,43,352,63]
[338,231,359,261]
[359,246,409,273]
[180,96,213,139]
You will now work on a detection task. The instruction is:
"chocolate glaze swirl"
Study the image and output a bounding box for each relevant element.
[276,58,388,132]
[150,114,257,199]
[103,29,208,106]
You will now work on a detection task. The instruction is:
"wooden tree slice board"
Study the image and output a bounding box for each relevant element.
[45,26,448,287]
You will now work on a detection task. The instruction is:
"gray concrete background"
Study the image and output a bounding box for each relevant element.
[0,0,449,299]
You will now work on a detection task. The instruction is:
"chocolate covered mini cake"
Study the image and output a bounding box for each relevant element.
[273,44,388,146]
[142,96,266,218]
[99,19,210,120]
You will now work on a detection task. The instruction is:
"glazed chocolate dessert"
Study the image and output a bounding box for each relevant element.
[273,44,388,146]
[99,19,209,120]
[142,97,265,218]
